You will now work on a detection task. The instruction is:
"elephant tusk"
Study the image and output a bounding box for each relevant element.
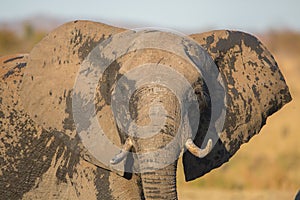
[110,138,133,165]
[185,138,213,158]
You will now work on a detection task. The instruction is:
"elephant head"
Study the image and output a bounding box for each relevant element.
[1,20,291,199]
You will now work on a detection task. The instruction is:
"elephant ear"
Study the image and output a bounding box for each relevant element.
[19,21,127,174]
[0,54,28,79]
[0,54,141,199]
[183,30,292,181]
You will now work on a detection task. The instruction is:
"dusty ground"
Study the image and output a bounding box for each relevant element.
[178,187,297,200]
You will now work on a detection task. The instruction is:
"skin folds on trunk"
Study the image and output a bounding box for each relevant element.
[140,161,178,200]
[129,84,182,200]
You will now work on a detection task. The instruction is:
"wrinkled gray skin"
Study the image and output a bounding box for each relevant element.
[0,21,291,200]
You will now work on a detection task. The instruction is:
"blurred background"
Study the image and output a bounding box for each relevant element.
[0,0,299,199]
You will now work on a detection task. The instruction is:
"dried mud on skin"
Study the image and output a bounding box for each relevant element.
[0,54,141,199]
[0,21,292,199]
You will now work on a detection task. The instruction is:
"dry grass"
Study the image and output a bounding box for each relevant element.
[178,187,296,200]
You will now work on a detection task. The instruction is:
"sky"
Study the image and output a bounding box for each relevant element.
[0,0,299,33]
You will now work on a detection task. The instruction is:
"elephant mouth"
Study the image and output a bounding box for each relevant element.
[110,137,213,165]
[109,83,213,167]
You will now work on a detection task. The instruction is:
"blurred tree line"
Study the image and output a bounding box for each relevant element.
[1,22,300,57]
[266,31,300,55]
[0,23,46,56]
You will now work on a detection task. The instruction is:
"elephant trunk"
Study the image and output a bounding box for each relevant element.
[110,83,212,199]
[128,84,181,199]
[140,161,178,200]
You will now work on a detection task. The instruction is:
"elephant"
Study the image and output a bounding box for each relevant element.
[296,190,300,200]
[0,20,291,199]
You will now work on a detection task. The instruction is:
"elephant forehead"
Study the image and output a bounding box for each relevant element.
[20,20,124,132]
[118,49,201,82]
[129,84,181,128]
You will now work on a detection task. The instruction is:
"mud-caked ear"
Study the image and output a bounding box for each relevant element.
[0,54,141,199]
[19,21,126,174]
[0,54,28,80]
[20,20,124,132]
[182,30,292,181]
